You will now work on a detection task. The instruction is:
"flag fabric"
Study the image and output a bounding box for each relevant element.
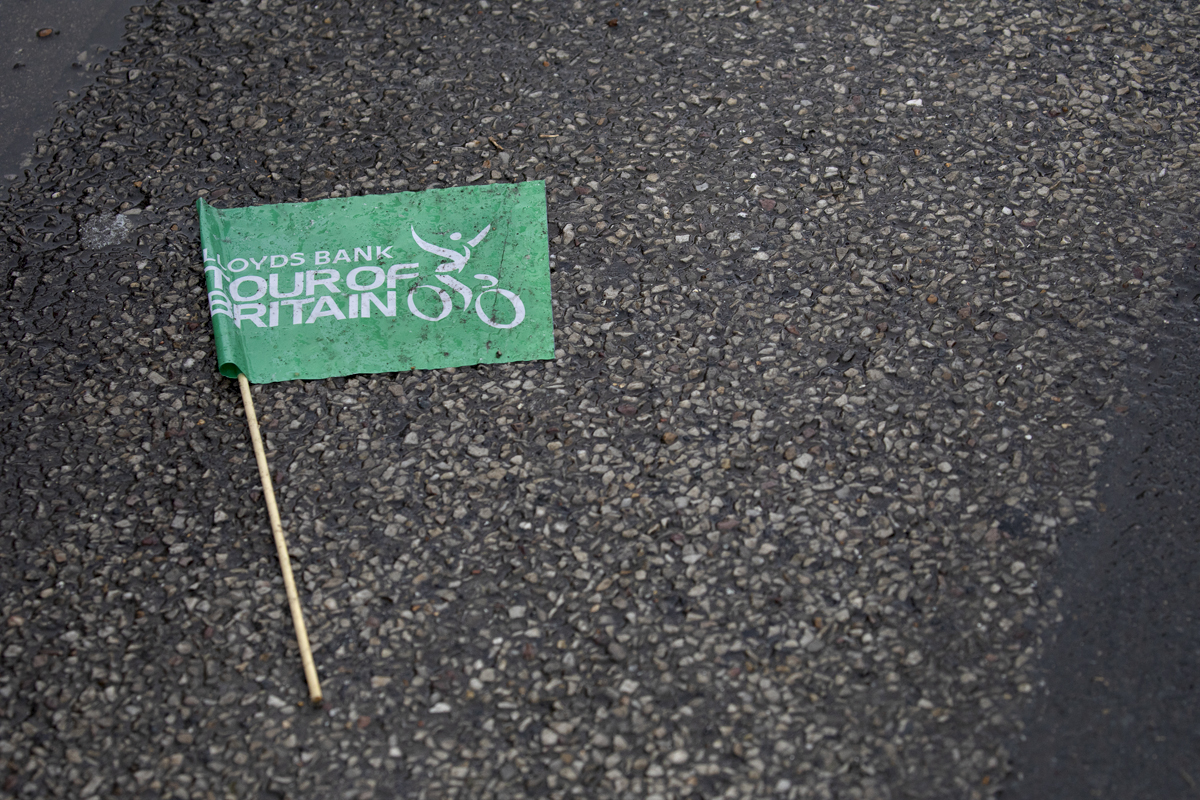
[197,181,554,383]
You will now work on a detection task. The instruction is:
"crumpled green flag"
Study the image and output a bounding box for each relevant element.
[197,181,554,383]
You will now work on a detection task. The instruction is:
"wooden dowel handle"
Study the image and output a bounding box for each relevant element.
[238,373,323,704]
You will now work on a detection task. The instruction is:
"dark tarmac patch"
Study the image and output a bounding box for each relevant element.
[1011,253,1200,800]
[0,0,140,183]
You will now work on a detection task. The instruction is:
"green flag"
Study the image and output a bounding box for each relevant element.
[197,182,554,383]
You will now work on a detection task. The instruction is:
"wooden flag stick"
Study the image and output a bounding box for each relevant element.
[237,373,323,704]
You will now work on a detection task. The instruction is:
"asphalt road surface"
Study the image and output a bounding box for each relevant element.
[0,1,1197,799]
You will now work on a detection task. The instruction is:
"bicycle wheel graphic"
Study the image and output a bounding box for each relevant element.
[407,284,452,322]
[475,287,525,329]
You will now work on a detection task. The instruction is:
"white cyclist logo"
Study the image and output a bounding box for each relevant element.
[401,224,526,330]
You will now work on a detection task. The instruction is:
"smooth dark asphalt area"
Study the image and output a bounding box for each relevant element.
[1008,266,1200,797]
[0,0,139,182]
[0,2,1197,798]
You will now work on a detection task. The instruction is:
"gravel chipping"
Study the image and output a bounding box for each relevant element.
[1,1,1197,798]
